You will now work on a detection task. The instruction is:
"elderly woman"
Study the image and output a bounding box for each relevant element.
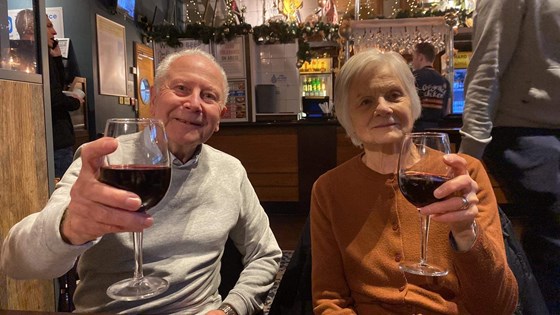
[310,50,518,314]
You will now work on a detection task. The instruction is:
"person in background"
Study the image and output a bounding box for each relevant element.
[1,49,282,315]
[411,42,450,132]
[459,0,559,313]
[11,9,36,72]
[46,16,84,179]
[311,49,518,314]
[15,9,35,40]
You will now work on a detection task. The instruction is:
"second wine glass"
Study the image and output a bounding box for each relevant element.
[100,118,171,301]
[397,132,452,277]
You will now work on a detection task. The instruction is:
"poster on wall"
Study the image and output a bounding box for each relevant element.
[96,14,127,97]
[222,80,249,122]
[57,38,69,58]
[153,39,210,68]
[214,36,246,79]
[8,7,65,39]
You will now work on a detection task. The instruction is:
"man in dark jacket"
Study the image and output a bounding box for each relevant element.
[411,42,450,131]
[46,16,84,178]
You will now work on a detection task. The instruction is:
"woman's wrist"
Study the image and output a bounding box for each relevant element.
[450,220,478,252]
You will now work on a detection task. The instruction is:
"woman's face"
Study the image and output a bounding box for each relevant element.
[347,64,414,150]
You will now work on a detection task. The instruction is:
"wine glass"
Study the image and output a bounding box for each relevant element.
[100,118,171,300]
[397,132,452,277]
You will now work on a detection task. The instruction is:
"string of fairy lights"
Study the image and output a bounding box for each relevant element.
[182,0,203,24]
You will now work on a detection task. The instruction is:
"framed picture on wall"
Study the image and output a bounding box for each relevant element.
[57,38,70,58]
[213,36,246,79]
[153,39,211,68]
[96,14,127,96]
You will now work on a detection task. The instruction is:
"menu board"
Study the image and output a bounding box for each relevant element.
[221,80,249,122]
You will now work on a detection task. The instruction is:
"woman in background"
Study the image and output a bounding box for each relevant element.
[310,50,518,314]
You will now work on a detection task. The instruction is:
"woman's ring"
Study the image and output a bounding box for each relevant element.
[460,196,470,210]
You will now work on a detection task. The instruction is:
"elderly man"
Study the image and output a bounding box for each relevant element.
[1,49,281,315]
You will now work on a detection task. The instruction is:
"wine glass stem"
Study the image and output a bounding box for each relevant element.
[132,232,145,283]
[420,214,431,266]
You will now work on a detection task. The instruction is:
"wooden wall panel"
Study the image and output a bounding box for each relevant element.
[206,126,299,201]
[336,127,363,165]
[0,80,54,311]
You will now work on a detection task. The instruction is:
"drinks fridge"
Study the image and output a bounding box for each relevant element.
[299,57,334,119]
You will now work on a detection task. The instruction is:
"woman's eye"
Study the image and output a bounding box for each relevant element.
[387,90,404,102]
[360,98,374,107]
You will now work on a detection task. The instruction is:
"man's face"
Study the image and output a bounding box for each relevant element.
[150,54,225,158]
[46,17,57,48]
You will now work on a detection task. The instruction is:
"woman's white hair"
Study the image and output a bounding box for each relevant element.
[334,50,421,147]
[154,49,229,108]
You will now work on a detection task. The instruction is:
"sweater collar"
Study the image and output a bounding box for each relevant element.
[171,144,202,169]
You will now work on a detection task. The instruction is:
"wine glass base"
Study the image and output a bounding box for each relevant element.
[106,276,169,301]
[399,262,448,277]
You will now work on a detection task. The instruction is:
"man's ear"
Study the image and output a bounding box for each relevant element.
[215,107,227,132]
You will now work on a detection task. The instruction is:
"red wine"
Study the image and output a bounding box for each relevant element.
[99,165,171,210]
[398,171,450,208]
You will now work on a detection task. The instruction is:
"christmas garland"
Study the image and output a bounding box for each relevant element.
[140,8,471,63]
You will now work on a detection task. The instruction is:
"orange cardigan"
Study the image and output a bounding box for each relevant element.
[310,154,518,314]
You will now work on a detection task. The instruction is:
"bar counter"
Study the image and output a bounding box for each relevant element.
[206,118,362,214]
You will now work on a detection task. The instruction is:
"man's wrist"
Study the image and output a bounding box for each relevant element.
[218,303,238,315]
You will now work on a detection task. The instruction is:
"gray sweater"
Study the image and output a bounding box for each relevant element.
[1,144,282,314]
[460,0,560,158]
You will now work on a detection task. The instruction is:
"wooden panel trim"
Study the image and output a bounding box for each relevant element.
[0,79,55,310]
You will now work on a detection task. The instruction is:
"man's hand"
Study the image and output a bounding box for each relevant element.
[50,44,62,57]
[67,92,85,106]
[60,137,153,245]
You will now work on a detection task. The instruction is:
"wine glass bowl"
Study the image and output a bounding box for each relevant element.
[397,132,451,277]
[101,118,171,300]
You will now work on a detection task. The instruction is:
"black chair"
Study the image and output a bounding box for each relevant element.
[499,208,548,315]
[268,217,312,315]
[268,208,548,315]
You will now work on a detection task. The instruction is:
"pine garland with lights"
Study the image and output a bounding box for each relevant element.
[394,8,472,27]
[144,22,252,46]
[139,8,470,61]
[252,21,339,63]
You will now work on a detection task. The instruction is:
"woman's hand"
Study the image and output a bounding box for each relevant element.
[419,154,479,251]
